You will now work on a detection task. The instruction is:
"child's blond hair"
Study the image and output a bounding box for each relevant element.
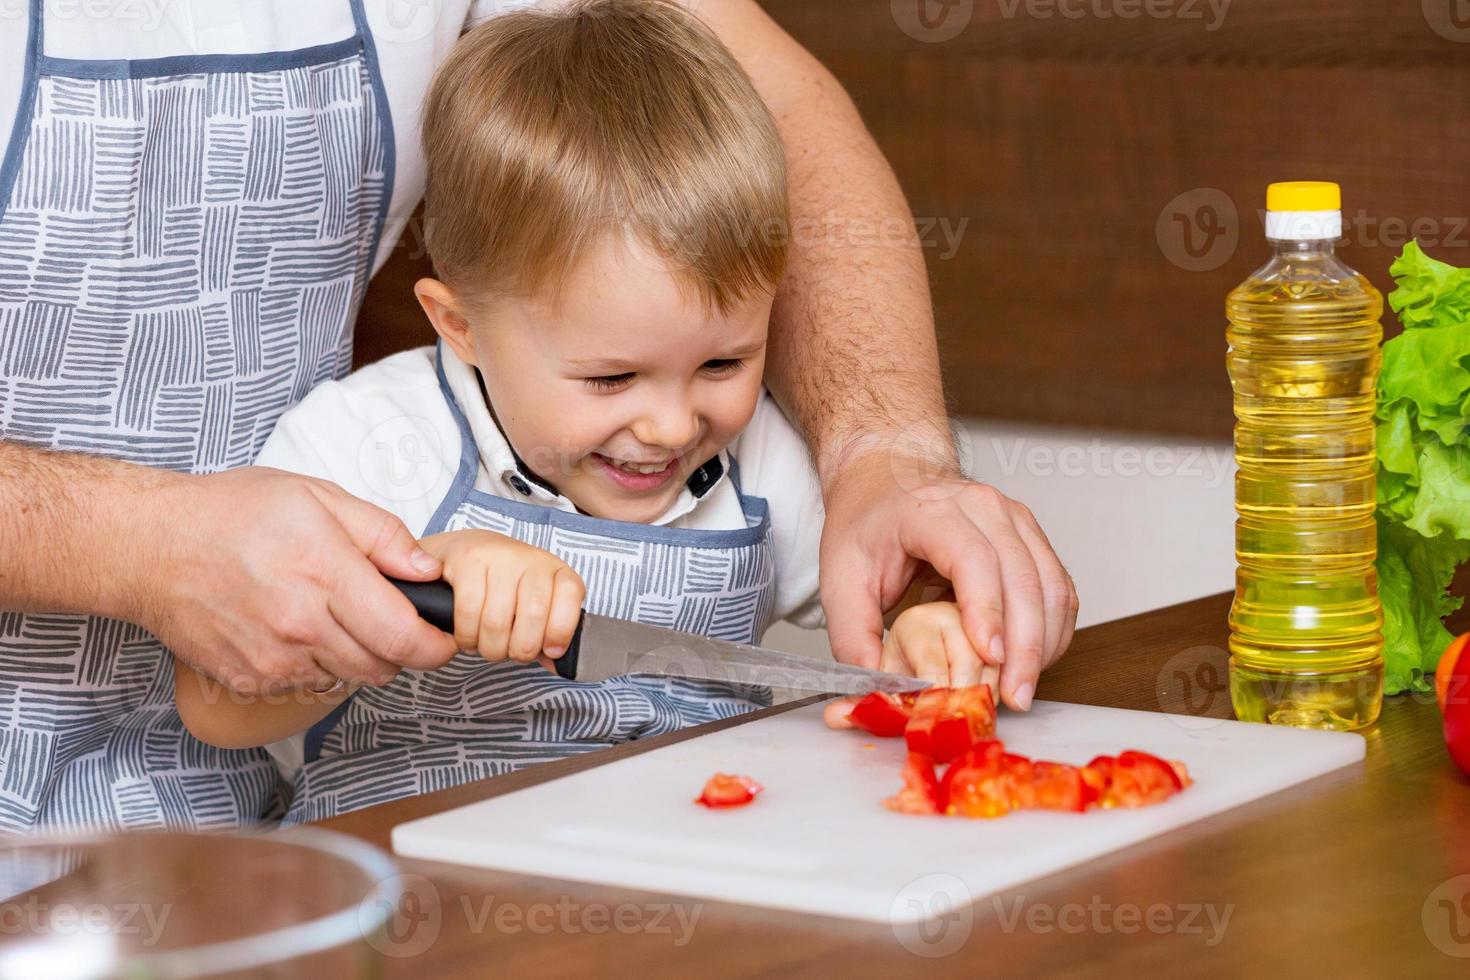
[421,0,789,315]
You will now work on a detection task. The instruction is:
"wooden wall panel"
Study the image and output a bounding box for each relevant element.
[353,1,1470,437]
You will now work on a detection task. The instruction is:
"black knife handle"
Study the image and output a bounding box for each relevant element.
[558,620,583,681]
[385,576,583,680]
[386,577,455,632]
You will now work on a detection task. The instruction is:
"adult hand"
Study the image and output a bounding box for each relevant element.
[819,449,1079,711]
[124,467,459,694]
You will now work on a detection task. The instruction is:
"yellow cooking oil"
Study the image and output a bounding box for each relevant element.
[1226,181,1384,730]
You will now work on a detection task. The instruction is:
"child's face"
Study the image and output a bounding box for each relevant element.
[425,235,772,524]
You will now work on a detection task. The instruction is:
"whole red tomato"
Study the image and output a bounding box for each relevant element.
[1440,633,1470,777]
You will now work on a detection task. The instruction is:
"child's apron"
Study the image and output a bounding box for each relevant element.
[0,0,393,829]
[284,346,777,824]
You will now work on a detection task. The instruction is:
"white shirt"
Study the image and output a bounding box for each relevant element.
[0,0,535,275]
[254,346,828,628]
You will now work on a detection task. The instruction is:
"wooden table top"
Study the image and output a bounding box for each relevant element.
[318,592,1470,977]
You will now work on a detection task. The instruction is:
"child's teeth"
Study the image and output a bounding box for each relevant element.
[615,459,667,474]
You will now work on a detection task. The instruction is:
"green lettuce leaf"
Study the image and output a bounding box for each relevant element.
[1376,241,1470,694]
[1388,240,1470,331]
[1403,438,1470,539]
[1376,317,1470,436]
[1377,515,1470,694]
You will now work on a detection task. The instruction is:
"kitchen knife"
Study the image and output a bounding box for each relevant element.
[388,577,929,695]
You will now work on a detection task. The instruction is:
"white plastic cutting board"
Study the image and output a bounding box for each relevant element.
[392,700,1364,923]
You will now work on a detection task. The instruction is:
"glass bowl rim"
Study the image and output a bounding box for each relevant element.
[0,825,403,978]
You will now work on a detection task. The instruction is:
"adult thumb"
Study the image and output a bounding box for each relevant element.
[324,490,441,581]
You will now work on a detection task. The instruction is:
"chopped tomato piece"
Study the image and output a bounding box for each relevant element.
[1120,750,1182,789]
[823,690,1193,818]
[883,753,942,815]
[1078,759,1109,808]
[931,714,979,763]
[695,773,762,808]
[903,685,997,763]
[941,740,1016,818]
[1092,751,1187,808]
[1030,760,1086,812]
[848,692,912,738]
[902,693,945,758]
[1000,752,1037,810]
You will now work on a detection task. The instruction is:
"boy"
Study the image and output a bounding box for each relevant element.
[174,0,989,823]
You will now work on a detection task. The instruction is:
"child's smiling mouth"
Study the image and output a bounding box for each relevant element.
[590,452,679,492]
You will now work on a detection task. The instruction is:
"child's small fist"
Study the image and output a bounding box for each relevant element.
[881,601,996,690]
[418,530,586,665]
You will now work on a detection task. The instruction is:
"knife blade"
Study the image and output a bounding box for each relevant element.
[388,578,929,695]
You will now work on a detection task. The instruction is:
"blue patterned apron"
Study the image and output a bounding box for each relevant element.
[282,346,776,824]
[0,1,394,830]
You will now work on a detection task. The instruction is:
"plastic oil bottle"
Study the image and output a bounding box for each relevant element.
[1226,181,1384,730]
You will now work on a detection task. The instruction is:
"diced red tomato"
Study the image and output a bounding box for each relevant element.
[824,687,1193,818]
[695,773,762,808]
[848,692,912,738]
[883,753,942,815]
[954,686,997,739]
[902,692,944,757]
[1078,759,1108,808]
[1000,753,1037,810]
[1122,751,1182,789]
[941,740,1017,818]
[1030,761,1086,812]
[1088,751,1187,808]
[903,685,997,763]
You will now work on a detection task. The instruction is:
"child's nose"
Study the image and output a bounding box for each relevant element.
[631,401,700,451]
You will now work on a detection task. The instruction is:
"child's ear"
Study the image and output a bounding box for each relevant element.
[414,278,478,365]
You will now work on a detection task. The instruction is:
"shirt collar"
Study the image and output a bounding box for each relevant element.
[440,349,728,524]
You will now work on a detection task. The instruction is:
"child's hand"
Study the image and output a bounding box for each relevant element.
[882,600,1000,691]
[418,530,586,665]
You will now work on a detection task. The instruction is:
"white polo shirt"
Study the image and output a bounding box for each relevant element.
[0,0,539,276]
[253,345,829,628]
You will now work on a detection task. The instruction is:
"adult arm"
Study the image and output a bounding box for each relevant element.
[695,2,1079,709]
[0,440,457,692]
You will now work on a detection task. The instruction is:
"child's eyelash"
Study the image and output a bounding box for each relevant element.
[582,360,743,391]
[584,373,633,391]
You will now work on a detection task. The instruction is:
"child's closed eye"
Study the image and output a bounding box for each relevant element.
[701,358,743,376]
[584,372,634,391]
[582,359,743,391]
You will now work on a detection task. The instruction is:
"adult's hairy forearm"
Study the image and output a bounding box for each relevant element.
[700,2,954,489]
[765,83,953,488]
[0,440,177,617]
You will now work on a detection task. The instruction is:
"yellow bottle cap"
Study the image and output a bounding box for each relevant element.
[1266,181,1341,212]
